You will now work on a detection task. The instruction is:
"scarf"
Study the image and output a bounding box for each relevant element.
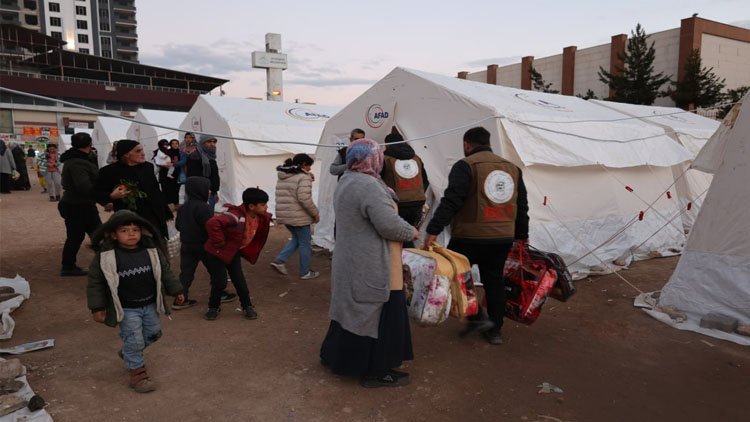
[346,138,383,178]
[196,139,216,178]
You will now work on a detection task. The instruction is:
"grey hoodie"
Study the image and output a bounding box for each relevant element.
[175,176,213,245]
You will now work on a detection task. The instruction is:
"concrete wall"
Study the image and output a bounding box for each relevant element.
[649,28,680,106]
[532,54,563,92]
[574,44,610,98]
[497,63,522,88]
[466,70,487,83]
[701,34,750,90]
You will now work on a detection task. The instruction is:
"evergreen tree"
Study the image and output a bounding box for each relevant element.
[718,86,750,119]
[670,49,726,109]
[597,23,671,104]
[576,89,599,100]
[529,65,559,94]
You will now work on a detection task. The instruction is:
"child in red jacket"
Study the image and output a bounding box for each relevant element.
[204,188,272,320]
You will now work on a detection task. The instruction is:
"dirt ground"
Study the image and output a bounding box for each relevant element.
[0,179,748,422]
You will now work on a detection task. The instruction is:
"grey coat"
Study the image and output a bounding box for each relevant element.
[329,171,415,338]
[0,150,16,175]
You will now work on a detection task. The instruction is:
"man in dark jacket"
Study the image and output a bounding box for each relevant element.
[58,132,102,276]
[424,127,529,345]
[93,140,172,240]
[380,132,429,248]
[186,135,220,210]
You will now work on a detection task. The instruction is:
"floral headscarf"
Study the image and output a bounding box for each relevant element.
[346,138,383,178]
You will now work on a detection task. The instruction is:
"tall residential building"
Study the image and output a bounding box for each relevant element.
[0,0,138,62]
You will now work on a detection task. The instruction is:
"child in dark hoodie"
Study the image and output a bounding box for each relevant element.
[86,210,184,393]
[204,188,272,321]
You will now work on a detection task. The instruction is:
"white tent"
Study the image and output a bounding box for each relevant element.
[180,96,339,212]
[645,95,750,345]
[91,116,130,168]
[591,100,720,231]
[126,109,187,159]
[313,67,698,278]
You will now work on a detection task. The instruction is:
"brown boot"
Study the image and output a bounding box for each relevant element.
[129,367,156,393]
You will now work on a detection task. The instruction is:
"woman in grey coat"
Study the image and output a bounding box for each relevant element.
[320,138,419,388]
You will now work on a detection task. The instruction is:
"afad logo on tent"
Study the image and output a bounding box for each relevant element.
[514,93,571,112]
[366,104,390,128]
[286,108,331,122]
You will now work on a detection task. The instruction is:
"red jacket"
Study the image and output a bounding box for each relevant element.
[204,204,272,264]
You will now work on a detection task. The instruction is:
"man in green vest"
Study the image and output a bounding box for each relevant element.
[380,132,429,248]
[424,126,529,345]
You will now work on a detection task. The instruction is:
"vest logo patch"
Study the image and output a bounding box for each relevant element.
[484,204,515,220]
[395,159,419,179]
[398,178,422,191]
[484,170,514,204]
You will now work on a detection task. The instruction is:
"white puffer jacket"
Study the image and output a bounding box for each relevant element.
[274,166,318,226]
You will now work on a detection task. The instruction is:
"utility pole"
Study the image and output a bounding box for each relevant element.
[251,33,288,101]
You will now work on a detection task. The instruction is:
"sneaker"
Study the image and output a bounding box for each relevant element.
[60,266,88,277]
[220,292,237,303]
[458,319,495,338]
[205,308,220,321]
[172,299,197,310]
[270,261,288,275]
[300,270,320,280]
[243,306,258,320]
[360,373,411,388]
[482,327,504,345]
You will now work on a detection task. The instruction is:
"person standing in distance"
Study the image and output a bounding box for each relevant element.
[423,127,529,345]
[329,128,365,178]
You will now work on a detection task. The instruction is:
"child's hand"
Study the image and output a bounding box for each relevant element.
[92,310,106,323]
[175,294,185,305]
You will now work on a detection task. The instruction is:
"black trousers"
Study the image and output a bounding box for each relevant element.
[448,239,513,329]
[398,204,423,249]
[58,201,102,269]
[205,252,252,309]
[178,243,208,299]
[0,173,11,193]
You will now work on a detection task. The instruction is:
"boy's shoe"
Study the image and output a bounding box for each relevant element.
[205,308,220,321]
[243,306,258,320]
[172,299,197,310]
[270,261,288,275]
[482,327,504,345]
[129,367,156,393]
[360,372,411,388]
[458,319,495,338]
[300,270,320,280]
[60,266,88,277]
[220,292,237,303]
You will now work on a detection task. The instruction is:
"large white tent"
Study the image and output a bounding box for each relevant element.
[591,100,719,231]
[126,109,187,159]
[180,96,339,212]
[313,67,700,278]
[643,95,750,345]
[91,116,130,168]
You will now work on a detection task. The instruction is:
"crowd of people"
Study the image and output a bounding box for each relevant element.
[4,124,529,393]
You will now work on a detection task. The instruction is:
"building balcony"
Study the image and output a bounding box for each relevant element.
[114,29,137,39]
[0,2,20,11]
[115,43,138,52]
[114,18,136,26]
[112,1,136,12]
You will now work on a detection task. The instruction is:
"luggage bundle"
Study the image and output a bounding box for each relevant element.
[402,245,479,326]
[503,242,576,325]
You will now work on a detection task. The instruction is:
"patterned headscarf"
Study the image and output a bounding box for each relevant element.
[346,138,383,178]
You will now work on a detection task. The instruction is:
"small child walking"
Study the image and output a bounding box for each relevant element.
[203,188,272,320]
[87,210,185,393]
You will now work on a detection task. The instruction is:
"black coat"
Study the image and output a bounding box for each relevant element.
[185,150,220,193]
[175,177,212,245]
[94,161,172,238]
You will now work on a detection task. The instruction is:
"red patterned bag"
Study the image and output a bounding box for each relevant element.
[503,243,557,325]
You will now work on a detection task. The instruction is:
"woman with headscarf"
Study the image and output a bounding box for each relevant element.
[152,139,179,207]
[0,140,17,194]
[320,138,419,388]
[94,139,172,239]
[10,142,31,190]
[186,134,220,210]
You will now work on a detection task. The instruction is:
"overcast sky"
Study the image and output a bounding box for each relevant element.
[137,0,748,106]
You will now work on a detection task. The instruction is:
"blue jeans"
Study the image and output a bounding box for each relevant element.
[208,192,218,211]
[119,303,162,370]
[274,225,312,276]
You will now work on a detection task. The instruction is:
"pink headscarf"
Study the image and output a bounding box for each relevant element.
[346,138,383,178]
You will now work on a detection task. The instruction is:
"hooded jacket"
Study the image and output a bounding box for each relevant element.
[60,148,99,205]
[274,165,319,227]
[86,210,183,327]
[175,177,213,246]
[204,204,272,265]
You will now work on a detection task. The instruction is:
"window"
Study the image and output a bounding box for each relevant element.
[77,34,88,43]
[100,36,111,46]
[48,2,59,12]
[102,50,112,58]
[23,1,37,11]
[50,16,61,26]
[99,8,109,18]
[50,31,62,40]
[24,14,38,25]
[79,48,89,54]
[100,22,110,31]
[75,6,86,15]
[76,19,87,29]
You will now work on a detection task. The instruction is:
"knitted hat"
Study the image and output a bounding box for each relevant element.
[115,139,139,159]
